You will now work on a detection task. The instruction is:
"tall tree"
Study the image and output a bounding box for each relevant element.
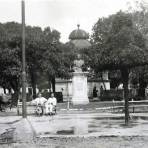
[25,26,44,98]
[91,11,148,125]
[91,16,114,47]
[125,1,148,98]
[0,22,22,103]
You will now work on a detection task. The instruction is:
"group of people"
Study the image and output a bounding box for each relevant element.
[31,92,57,115]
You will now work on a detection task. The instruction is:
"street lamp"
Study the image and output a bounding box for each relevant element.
[21,0,27,118]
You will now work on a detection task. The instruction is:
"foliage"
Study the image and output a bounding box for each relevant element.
[126,1,148,97]
[90,11,148,124]
[91,16,114,47]
[91,11,148,72]
[0,22,75,98]
[40,29,75,79]
[0,22,21,93]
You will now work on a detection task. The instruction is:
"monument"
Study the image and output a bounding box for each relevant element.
[69,24,91,105]
[72,54,89,104]
[55,25,110,103]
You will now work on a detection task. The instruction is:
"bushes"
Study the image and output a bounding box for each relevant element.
[42,91,63,103]
[54,92,63,103]
[100,89,124,101]
[100,89,145,101]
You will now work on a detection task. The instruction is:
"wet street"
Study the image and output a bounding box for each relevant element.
[1,109,148,147]
[28,111,148,137]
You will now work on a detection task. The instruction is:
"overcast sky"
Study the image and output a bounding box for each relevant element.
[0,0,142,42]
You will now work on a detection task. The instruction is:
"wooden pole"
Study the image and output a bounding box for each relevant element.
[22,0,27,118]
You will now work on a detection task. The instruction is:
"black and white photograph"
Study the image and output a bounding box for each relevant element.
[0,0,148,147]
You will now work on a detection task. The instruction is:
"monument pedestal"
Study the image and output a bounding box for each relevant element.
[72,72,89,105]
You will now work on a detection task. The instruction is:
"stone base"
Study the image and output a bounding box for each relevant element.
[72,72,89,105]
[72,97,89,105]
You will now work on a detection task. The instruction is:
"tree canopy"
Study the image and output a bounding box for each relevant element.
[90,11,148,125]
[0,22,75,99]
[92,12,148,71]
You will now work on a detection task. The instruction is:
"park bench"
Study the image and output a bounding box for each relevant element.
[17,100,36,115]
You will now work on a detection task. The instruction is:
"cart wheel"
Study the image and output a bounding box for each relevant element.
[36,106,43,116]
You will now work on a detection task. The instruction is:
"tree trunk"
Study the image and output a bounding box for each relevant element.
[121,68,129,125]
[3,87,6,94]
[138,74,146,99]
[48,76,52,92]
[32,83,37,99]
[8,88,11,94]
[51,77,56,93]
[11,80,20,107]
[31,71,37,99]
[12,87,19,107]
[101,74,106,91]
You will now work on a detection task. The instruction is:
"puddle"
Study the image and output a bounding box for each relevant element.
[140,122,148,125]
[119,123,138,128]
[88,130,98,133]
[104,124,113,128]
[56,130,74,135]
[93,117,124,120]
[134,116,148,120]
[43,132,52,135]
[88,124,99,128]
[37,114,148,136]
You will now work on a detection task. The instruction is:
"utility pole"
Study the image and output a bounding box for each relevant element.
[22,0,27,118]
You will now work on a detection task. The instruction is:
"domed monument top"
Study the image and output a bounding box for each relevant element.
[69,24,91,49]
[69,24,89,40]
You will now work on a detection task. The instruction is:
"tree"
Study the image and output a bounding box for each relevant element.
[25,26,63,96]
[39,27,61,93]
[109,70,122,89]
[91,16,114,47]
[0,22,22,104]
[0,22,75,103]
[40,34,76,93]
[91,11,148,125]
[25,26,44,98]
[126,1,148,98]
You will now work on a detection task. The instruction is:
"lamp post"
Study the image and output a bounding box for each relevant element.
[22,0,27,118]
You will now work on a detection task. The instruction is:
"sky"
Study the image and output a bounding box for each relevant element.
[0,0,143,43]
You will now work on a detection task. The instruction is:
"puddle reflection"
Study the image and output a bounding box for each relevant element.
[38,116,148,136]
[56,130,74,135]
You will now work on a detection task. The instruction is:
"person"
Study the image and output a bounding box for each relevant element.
[100,85,104,98]
[93,86,98,98]
[45,92,57,115]
[32,93,47,115]
[32,93,47,106]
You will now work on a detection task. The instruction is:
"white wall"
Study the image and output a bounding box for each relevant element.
[55,79,110,101]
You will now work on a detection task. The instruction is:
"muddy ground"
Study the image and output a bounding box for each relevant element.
[0,136,148,148]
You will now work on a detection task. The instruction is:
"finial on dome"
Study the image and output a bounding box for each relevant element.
[77,24,80,29]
